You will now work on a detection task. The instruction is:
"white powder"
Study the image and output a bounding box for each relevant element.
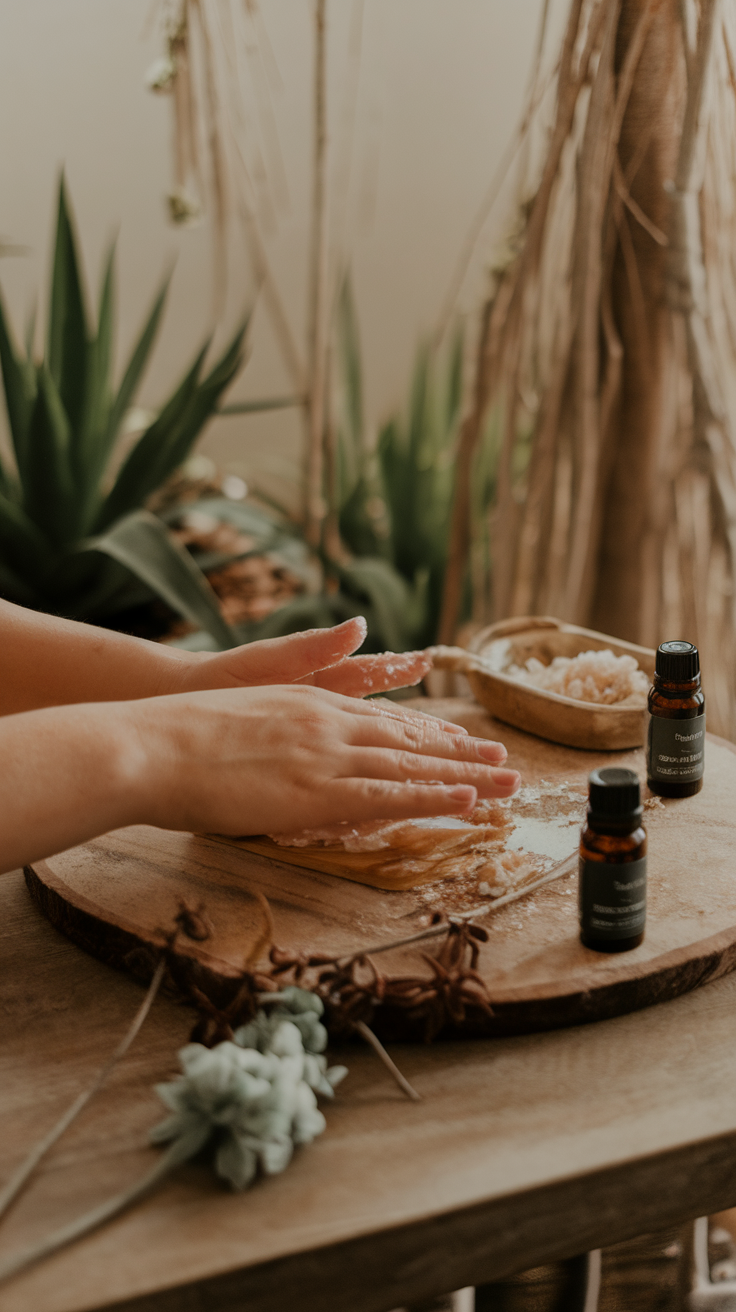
[506,815,578,863]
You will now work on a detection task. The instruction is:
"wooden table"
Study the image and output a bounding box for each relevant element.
[4,725,736,1312]
[3,872,736,1312]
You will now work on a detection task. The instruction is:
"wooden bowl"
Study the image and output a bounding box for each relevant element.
[465,616,654,750]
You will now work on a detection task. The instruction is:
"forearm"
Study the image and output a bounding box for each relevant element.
[0,600,189,715]
[0,701,148,872]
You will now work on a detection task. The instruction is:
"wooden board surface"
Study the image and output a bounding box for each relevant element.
[8,860,736,1312]
[26,699,736,1040]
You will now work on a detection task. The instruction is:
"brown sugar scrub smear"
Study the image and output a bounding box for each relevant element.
[579,768,647,953]
[646,641,705,798]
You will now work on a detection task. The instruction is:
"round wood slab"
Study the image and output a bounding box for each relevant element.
[25,698,736,1040]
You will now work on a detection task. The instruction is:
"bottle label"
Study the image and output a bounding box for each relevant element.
[578,856,647,941]
[647,711,705,782]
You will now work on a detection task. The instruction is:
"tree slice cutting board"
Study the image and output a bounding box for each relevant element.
[25,698,736,1040]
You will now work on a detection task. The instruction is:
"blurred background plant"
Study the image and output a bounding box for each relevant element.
[163,281,479,655]
[0,177,247,647]
[132,0,504,658]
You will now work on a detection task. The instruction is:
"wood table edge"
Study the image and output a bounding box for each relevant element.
[85,1125,736,1312]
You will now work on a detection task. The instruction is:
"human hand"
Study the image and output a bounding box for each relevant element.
[171,617,431,699]
[130,683,519,837]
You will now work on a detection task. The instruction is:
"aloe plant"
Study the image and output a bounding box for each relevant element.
[333,277,465,647]
[0,178,246,646]
[197,282,468,656]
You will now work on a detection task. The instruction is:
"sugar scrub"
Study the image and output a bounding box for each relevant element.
[505,648,648,706]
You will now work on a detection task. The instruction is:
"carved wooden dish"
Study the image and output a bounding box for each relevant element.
[464,616,655,750]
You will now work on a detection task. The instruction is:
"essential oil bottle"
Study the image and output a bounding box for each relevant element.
[646,640,705,798]
[579,767,647,953]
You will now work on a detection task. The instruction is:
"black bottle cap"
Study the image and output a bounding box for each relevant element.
[655,640,700,682]
[588,767,642,822]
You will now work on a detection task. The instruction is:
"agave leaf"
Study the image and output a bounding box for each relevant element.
[338,473,385,560]
[155,323,247,477]
[76,244,115,495]
[104,273,171,456]
[0,489,50,593]
[47,176,89,435]
[100,323,246,533]
[337,275,363,476]
[445,324,464,433]
[86,509,235,648]
[0,288,34,481]
[0,554,38,605]
[232,592,355,645]
[22,365,76,545]
[95,343,209,531]
[331,556,414,651]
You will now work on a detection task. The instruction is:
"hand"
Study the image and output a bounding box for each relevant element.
[131,683,520,837]
[172,617,432,699]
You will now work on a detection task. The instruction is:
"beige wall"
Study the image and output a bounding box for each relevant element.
[0,0,555,491]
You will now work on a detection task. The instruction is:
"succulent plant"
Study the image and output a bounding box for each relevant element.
[0,177,246,646]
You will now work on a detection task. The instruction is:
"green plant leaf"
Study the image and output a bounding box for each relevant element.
[22,365,76,545]
[446,324,464,432]
[85,510,235,648]
[76,244,115,497]
[96,343,209,530]
[0,554,38,605]
[232,591,356,645]
[337,275,363,470]
[330,556,415,651]
[0,288,34,481]
[104,272,171,455]
[0,488,50,589]
[47,176,89,435]
[96,323,246,531]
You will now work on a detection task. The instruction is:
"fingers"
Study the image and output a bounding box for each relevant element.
[188,618,368,690]
[346,700,509,764]
[322,778,479,823]
[344,747,520,798]
[308,651,431,698]
[342,695,470,737]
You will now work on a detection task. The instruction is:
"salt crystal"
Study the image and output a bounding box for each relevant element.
[504,648,648,706]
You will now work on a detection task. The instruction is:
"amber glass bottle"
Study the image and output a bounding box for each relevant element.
[646,640,705,798]
[579,767,647,953]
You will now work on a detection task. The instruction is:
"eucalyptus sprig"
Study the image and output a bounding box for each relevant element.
[0,988,347,1288]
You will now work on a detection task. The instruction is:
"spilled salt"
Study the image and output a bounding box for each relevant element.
[506,815,577,863]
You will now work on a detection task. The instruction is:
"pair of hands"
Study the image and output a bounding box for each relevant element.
[128,617,520,836]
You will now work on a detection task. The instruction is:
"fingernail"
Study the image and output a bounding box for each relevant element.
[336,616,367,637]
[446,785,477,803]
[476,740,508,762]
[496,770,521,791]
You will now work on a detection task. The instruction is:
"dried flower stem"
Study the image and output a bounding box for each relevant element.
[0,959,165,1223]
[353,1020,421,1102]
[339,851,577,963]
[0,1137,188,1289]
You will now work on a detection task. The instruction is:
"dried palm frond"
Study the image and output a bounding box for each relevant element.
[441,0,736,737]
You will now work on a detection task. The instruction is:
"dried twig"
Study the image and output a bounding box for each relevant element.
[0,958,166,1223]
[353,1020,421,1102]
[339,850,577,961]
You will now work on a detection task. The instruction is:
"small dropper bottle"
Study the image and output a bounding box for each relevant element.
[579,767,647,953]
[646,640,705,798]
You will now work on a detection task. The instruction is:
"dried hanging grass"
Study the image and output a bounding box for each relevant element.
[152,0,305,389]
[441,0,736,737]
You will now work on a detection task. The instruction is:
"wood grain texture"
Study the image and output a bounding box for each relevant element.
[7,863,736,1312]
[26,700,736,1040]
